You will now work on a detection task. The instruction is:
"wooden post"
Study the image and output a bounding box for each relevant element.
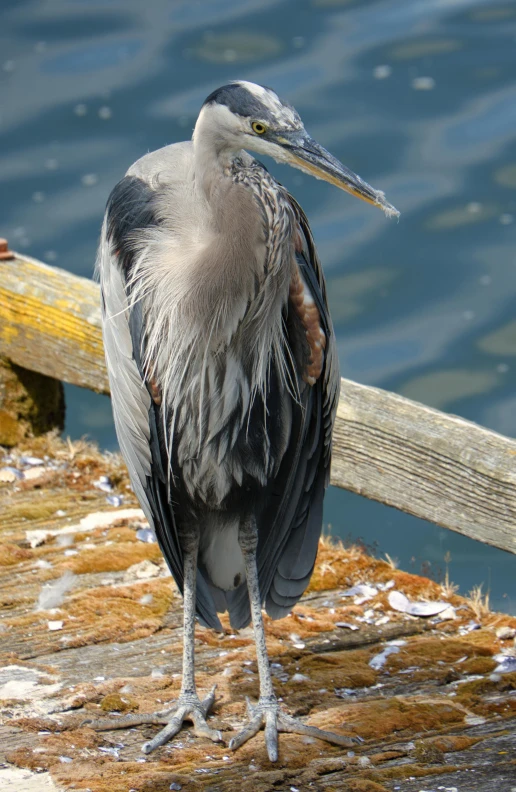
[0,356,64,446]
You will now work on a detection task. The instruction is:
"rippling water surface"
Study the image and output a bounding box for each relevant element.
[2,0,515,612]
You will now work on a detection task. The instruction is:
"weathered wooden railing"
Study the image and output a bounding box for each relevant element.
[1,249,515,556]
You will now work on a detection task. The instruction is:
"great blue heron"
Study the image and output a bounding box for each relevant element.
[95,81,398,761]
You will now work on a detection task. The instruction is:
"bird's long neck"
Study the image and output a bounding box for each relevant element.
[192,107,238,199]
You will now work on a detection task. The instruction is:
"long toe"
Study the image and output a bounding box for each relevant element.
[81,709,173,731]
[228,712,264,752]
[264,710,279,762]
[142,708,188,754]
[277,711,361,747]
[192,710,223,742]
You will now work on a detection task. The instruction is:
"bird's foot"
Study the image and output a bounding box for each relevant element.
[84,685,223,754]
[229,695,361,762]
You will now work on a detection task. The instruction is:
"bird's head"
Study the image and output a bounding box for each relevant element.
[194,80,399,218]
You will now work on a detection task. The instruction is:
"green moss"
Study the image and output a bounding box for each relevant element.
[100,693,139,713]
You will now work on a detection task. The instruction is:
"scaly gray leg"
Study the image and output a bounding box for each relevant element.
[84,526,223,753]
[229,518,360,762]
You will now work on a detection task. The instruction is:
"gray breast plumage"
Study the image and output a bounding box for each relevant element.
[125,151,299,509]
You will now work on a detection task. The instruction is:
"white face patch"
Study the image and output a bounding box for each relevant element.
[236,80,277,106]
[195,102,247,136]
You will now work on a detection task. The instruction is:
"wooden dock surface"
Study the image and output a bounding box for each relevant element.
[1,436,515,792]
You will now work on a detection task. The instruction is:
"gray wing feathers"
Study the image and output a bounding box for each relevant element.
[222,196,339,629]
[99,212,222,631]
[98,232,154,525]
[263,197,340,622]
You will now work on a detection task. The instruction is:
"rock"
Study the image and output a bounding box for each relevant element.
[23,466,47,480]
[0,767,62,791]
[496,626,516,640]
[0,467,23,483]
[123,559,161,581]
[388,590,450,617]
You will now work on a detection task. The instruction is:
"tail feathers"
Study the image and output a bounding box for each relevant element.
[264,600,291,621]
[194,467,324,632]
[225,585,252,629]
[275,474,324,581]
[270,568,314,600]
[265,565,314,618]
[205,579,252,630]
[202,563,314,631]
[195,571,223,631]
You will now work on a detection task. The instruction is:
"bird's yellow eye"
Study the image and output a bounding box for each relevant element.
[252,121,267,135]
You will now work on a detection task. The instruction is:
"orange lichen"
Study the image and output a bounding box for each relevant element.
[307,539,416,593]
[460,655,497,675]
[430,734,481,752]
[313,696,464,742]
[385,635,494,678]
[5,578,176,649]
[11,716,63,733]
[65,541,162,574]
[4,502,61,522]
[345,782,389,792]
[296,648,378,689]
[455,671,516,703]
[105,526,140,543]
[0,543,33,566]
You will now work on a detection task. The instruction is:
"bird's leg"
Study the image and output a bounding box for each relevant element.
[229,518,359,762]
[83,526,223,753]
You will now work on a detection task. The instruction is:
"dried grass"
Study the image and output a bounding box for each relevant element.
[466,584,491,619]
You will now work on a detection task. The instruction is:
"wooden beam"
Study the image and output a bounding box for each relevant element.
[1,251,515,554]
[330,380,516,555]
[0,252,108,394]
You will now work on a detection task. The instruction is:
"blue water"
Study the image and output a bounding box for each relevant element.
[2,0,515,612]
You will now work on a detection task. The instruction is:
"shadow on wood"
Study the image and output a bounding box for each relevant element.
[0,356,64,446]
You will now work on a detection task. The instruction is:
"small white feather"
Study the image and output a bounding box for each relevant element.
[37,570,76,611]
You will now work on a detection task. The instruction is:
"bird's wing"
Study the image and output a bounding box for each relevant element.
[264,195,340,616]
[289,193,340,477]
[225,192,340,628]
[98,172,223,631]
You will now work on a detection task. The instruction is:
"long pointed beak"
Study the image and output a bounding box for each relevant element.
[278,133,399,218]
